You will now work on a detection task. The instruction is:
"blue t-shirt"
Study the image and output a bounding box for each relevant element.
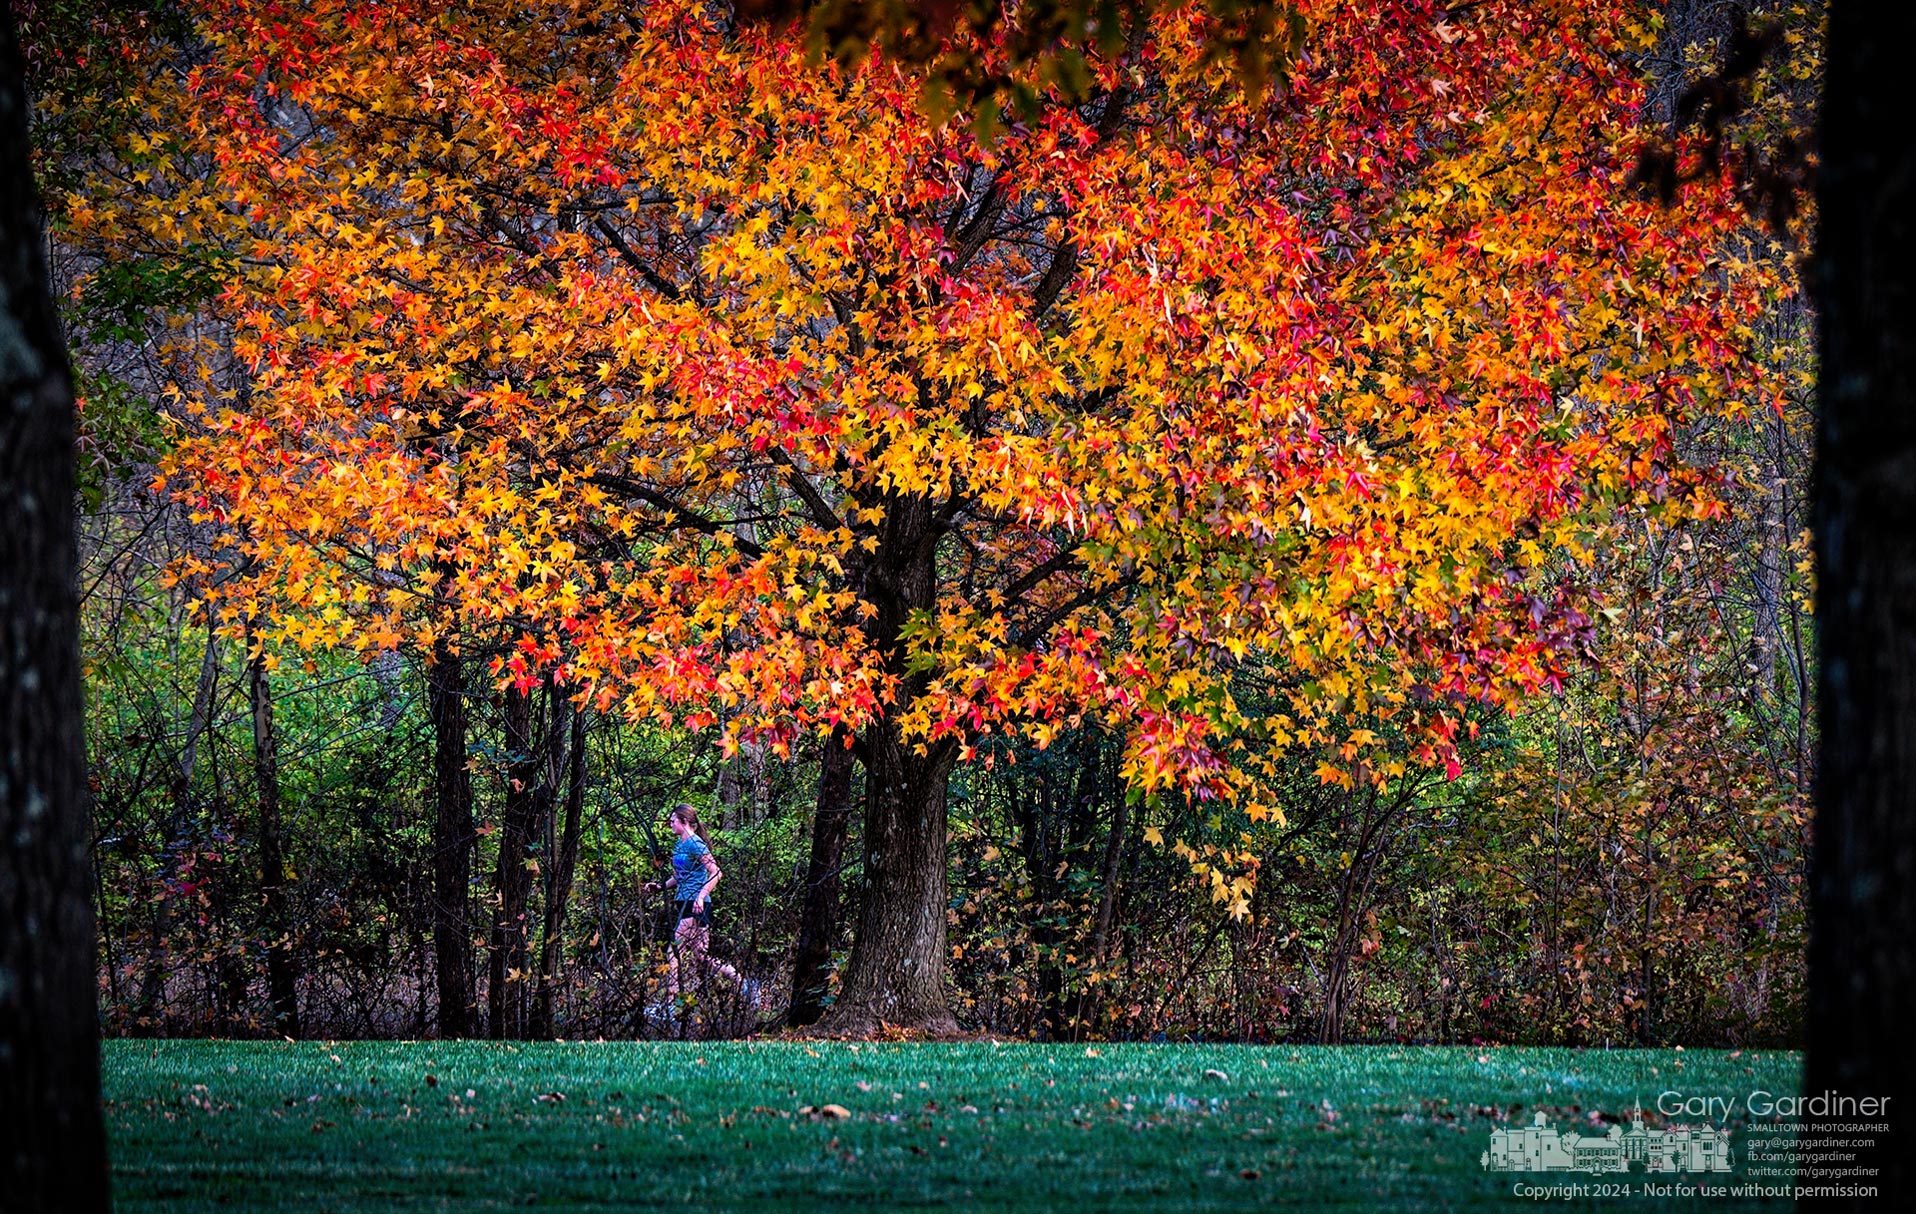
[672,836,711,902]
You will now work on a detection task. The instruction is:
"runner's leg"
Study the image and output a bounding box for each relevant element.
[690,914,743,988]
[667,914,698,998]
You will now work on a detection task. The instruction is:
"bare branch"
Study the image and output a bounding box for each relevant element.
[591,216,685,301]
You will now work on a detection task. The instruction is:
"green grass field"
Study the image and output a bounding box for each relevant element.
[104,1040,1802,1211]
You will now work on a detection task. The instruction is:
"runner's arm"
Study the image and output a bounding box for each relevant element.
[694,854,721,908]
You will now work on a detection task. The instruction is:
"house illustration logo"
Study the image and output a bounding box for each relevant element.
[1481,1101,1733,1175]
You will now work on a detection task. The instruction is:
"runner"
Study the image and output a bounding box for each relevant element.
[642,803,753,1009]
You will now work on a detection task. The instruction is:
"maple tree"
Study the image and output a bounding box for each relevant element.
[71,0,1780,1032]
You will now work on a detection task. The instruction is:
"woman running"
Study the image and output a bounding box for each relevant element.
[643,803,746,1003]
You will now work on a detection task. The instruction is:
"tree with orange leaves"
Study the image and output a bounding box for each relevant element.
[71,0,1781,1032]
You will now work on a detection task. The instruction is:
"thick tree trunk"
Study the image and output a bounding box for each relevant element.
[821,728,958,1035]
[532,708,587,1039]
[1807,2,1916,1201]
[248,639,299,1036]
[817,492,959,1035]
[428,638,476,1037]
[788,728,856,1027]
[0,12,112,1205]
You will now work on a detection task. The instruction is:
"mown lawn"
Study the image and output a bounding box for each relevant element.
[104,1040,1801,1211]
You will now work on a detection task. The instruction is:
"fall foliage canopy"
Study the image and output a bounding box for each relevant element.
[73,0,1784,859]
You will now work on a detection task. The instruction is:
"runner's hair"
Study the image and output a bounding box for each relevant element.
[669,802,710,846]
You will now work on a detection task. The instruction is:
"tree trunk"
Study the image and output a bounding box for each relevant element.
[1316,785,1404,1045]
[715,741,746,826]
[532,707,587,1039]
[821,727,958,1035]
[788,727,856,1027]
[137,617,220,1025]
[488,683,567,1039]
[428,637,476,1037]
[1009,761,1069,1037]
[1071,765,1128,1037]
[248,637,299,1036]
[488,686,533,1038]
[1086,738,1127,964]
[817,492,958,1035]
[0,10,112,1204]
[717,739,769,830]
[1045,738,1100,1038]
[1635,803,1658,1046]
[1318,869,1359,1045]
[168,620,220,821]
[1808,2,1916,1201]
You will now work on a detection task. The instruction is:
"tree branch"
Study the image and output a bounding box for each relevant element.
[945,177,1008,279]
[1001,545,1082,607]
[765,446,847,532]
[1011,574,1136,649]
[584,472,765,557]
[591,216,685,301]
[1030,89,1129,324]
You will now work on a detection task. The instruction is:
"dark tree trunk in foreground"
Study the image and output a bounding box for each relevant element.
[787,727,855,1027]
[531,708,587,1039]
[248,642,299,1036]
[428,638,475,1037]
[0,11,112,1208]
[1808,1,1916,1202]
[818,493,959,1036]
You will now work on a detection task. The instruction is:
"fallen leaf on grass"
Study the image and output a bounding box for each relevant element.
[798,1104,852,1120]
